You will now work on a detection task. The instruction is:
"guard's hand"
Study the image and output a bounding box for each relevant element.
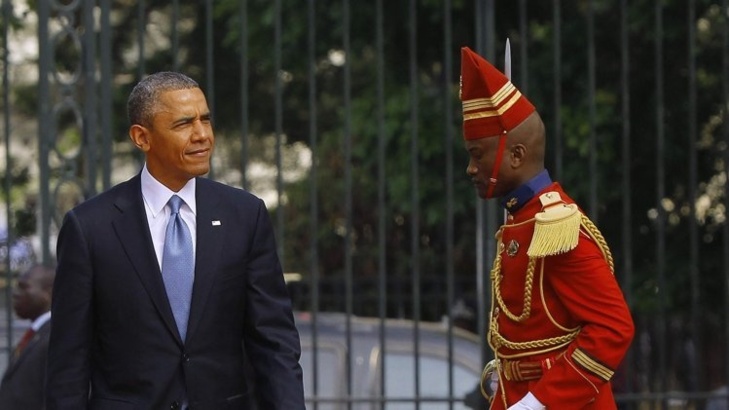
[507,392,545,410]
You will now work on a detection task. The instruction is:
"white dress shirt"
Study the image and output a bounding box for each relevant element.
[31,310,51,331]
[140,165,198,270]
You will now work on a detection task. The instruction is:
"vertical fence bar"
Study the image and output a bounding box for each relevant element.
[205,0,214,117]
[686,0,702,398]
[137,0,145,78]
[38,0,51,272]
[342,1,354,408]
[473,0,487,370]
[655,0,668,407]
[484,0,495,60]
[204,0,215,180]
[307,0,320,408]
[274,0,283,260]
[443,1,455,407]
[100,0,112,191]
[587,0,597,221]
[552,0,563,180]
[83,0,97,196]
[474,0,497,376]
[132,0,146,169]
[408,1,421,407]
[619,0,634,403]
[239,0,249,189]
[2,0,12,359]
[376,0,387,407]
[724,1,729,406]
[485,0,497,302]
[518,0,528,93]
[172,0,180,71]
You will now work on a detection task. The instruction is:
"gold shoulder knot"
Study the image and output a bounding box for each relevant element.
[527,191,582,258]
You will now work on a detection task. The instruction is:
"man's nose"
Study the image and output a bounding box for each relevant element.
[466,163,477,176]
[191,120,211,139]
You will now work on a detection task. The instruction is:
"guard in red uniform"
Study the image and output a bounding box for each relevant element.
[460,47,634,409]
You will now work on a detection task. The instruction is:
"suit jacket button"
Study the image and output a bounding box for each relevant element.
[170,401,180,409]
[183,353,190,362]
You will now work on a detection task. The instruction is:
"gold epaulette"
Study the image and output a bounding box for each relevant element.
[527,191,582,258]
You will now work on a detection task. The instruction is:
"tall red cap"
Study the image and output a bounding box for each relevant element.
[460,47,535,140]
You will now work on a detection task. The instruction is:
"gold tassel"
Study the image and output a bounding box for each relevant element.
[527,199,581,258]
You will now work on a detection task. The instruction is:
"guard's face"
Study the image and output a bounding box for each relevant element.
[12,271,49,321]
[136,88,215,191]
[465,137,510,199]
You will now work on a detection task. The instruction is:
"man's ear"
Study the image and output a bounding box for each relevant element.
[129,124,150,152]
[509,144,527,168]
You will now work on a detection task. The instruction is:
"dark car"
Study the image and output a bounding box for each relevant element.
[294,312,487,410]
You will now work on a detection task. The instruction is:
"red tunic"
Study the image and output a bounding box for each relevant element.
[487,183,634,409]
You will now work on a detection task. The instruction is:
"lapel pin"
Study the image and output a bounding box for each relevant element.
[212,220,221,226]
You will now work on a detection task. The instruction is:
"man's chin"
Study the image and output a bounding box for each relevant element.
[474,186,491,199]
[190,163,211,177]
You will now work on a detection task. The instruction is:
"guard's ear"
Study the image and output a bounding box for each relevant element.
[129,124,150,152]
[509,143,527,168]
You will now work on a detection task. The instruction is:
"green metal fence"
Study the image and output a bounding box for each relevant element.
[0,0,728,408]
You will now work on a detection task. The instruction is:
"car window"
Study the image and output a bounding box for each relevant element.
[382,352,479,410]
[301,347,341,410]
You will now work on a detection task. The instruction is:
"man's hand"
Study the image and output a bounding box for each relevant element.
[507,392,545,410]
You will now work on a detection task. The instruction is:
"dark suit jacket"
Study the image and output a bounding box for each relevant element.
[46,175,304,410]
[0,321,50,410]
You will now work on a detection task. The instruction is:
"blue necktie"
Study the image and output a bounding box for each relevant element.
[161,195,194,342]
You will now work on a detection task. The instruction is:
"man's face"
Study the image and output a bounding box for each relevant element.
[465,136,511,199]
[141,88,215,191]
[12,270,50,321]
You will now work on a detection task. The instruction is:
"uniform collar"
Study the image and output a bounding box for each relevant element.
[500,169,552,213]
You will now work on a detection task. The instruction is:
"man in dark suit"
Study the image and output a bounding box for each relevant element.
[0,264,55,410]
[46,72,305,409]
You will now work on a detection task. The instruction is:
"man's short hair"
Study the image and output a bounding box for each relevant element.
[127,72,200,127]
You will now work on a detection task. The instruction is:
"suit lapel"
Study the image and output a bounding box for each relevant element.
[186,178,225,340]
[112,175,182,345]
[3,322,50,379]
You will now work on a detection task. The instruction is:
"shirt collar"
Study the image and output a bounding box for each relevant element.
[31,310,51,331]
[141,164,197,217]
[500,169,552,213]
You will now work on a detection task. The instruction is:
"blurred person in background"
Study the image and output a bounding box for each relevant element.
[0,263,55,410]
